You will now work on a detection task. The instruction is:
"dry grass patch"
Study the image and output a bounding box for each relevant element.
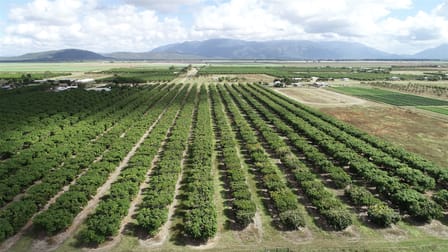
[319,106,448,168]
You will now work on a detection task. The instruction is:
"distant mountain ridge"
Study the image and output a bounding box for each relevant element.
[147,39,399,60]
[106,39,448,60]
[104,51,201,60]
[0,49,110,62]
[1,39,448,61]
[413,44,448,59]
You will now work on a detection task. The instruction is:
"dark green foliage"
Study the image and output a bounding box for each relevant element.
[279,210,306,230]
[181,86,217,240]
[2,78,446,245]
[218,84,306,230]
[392,189,442,221]
[100,67,182,83]
[78,229,106,245]
[233,199,257,226]
[184,206,217,240]
[77,85,189,244]
[433,190,448,208]
[367,203,400,227]
[198,66,413,81]
[34,209,75,235]
[0,218,14,242]
[210,85,257,228]
[247,83,442,222]
[321,208,352,230]
[136,208,168,236]
[228,84,351,231]
[345,185,379,206]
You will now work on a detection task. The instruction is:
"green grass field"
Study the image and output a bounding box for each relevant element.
[0,72,70,79]
[198,65,418,80]
[0,62,188,72]
[332,87,448,106]
[99,67,184,82]
[417,106,448,115]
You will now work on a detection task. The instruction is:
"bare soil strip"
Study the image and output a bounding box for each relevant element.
[235,145,264,243]
[0,169,86,251]
[0,152,107,252]
[94,87,194,251]
[219,90,264,242]
[2,121,116,213]
[139,159,184,248]
[174,67,198,83]
[89,138,166,252]
[140,86,198,248]
[91,124,115,142]
[0,179,42,211]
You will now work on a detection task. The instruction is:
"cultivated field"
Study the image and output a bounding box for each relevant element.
[332,87,448,107]
[0,62,189,72]
[276,87,370,107]
[1,62,448,251]
[417,106,448,116]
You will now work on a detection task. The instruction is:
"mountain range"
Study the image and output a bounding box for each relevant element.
[1,39,448,61]
[0,49,111,62]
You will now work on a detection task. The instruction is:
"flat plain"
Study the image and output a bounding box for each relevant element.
[1,61,448,252]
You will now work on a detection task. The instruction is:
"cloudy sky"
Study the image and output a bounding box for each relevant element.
[0,0,447,56]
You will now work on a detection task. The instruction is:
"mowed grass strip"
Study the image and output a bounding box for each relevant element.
[417,106,448,115]
[332,87,448,106]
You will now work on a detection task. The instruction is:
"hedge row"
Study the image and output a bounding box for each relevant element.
[136,85,197,236]
[227,84,351,230]
[77,85,190,245]
[237,85,351,189]
[30,85,181,237]
[345,185,400,227]
[218,85,305,230]
[209,85,256,227]
[244,84,442,221]
[0,86,167,242]
[181,85,217,240]
[0,87,133,163]
[257,83,448,186]
[236,84,401,227]
[251,85,435,192]
[0,86,157,207]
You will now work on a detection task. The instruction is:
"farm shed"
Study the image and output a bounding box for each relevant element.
[273,80,286,87]
[313,82,328,88]
[75,78,95,84]
[86,87,111,92]
[54,85,78,92]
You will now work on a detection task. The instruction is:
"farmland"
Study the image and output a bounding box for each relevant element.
[417,106,448,115]
[199,65,420,81]
[1,75,448,251]
[0,72,70,80]
[332,87,448,106]
[98,67,185,83]
[362,81,448,99]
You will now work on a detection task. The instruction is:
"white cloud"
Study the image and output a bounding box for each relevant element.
[123,0,203,12]
[9,0,84,25]
[374,11,448,53]
[0,0,188,55]
[191,0,448,54]
[434,0,448,17]
[192,0,401,40]
[192,0,299,39]
[1,0,448,56]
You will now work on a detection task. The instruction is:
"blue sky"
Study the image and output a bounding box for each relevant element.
[1,0,447,56]
[392,0,440,17]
